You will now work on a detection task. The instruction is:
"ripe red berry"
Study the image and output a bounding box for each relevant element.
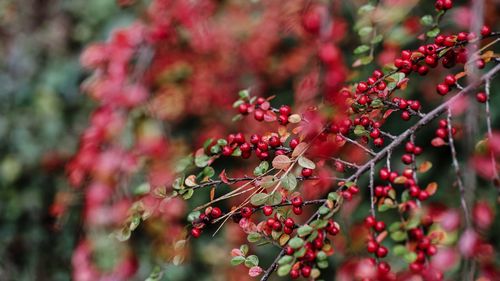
[410,100,421,111]
[284,226,293,234]
[379,168,390,180]
[367,240,378,253]
[210,207,222,219]
[250,134,261,144]
[279,105,291,116]
[427,245,438,256]
[376,246,388,258]
[374,137,384,147]
[370,129,381,139]
[435,128,447,139]
[436,83,449,95]
[290,269,300,279]
[254,109,264,121]
[418,65,429,76]
[476,92,487,103]
[410,262,423,272]
[375,221,386,232]
[357,82,368,92]
[289,138,299,149]
[284,218,295,228]
[241,207,253,218]
[222,146,234,156]
[301,168,313,177]
[292,206,303,215]
[378,262,391,274]
[263,206,273,216]
[405,142,415,153]
[401,111,411,121]
[272,220,282,231]
[240,142,251,152]
[291,196,303,207]
[284,246,294,255]
[418,190,429,201]
[301,266,312,278]
[481,25,491,37]
[238,103,249,115]
[402,154,413,164]
[191,227,202,238]
[266,218,276,228]
[364,215,376,227]
[348,185,360,195]
[278,115,288,125]
[268,136,280,147]
[444,74,456,86]
[413,146,423,155]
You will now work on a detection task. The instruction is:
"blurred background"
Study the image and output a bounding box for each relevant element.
[0,0,499,280]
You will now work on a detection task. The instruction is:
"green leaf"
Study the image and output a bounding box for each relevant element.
[426,27,440,38]
[288,237,304,249]
[217,138,228,146]
[390,231,408,242]
[232,114,243,122]
[298,156,316,169]
[310,219,328,229]
[281,173,297,191]
[317,260,329,269]
[294,247,306,258]
[360,55,373,65]
[253,161,269,176]
[328,192,340,201]
[358,26,373,37]
[187,211,201,222]
[267,192,282,205]
[404,252,417,263]
[354,45,370,55]
[371,34,383,44]
[401,190,410,202]
[278,255,293,265]
[250,193,269,206]
[247,232,261,243]
[393,245,408,256]
[358,4,375,14]
[354,125,367,136]
[316,251,327,261]
[318,206,330,215]
[210,145,221,154]
[182,188,194,200]
[240,244,249,256]
[370,99,383,108]
[388,222,402,232]
[244,255,259,267]
[297,225,313,237]
[134,182,150,195]
[232,99,244,108]
[420,15,433,26]
[231,256,246,266]
[194,154,210,168]
[203,138,214,149]
[277,264,292,276]
[203,166,215,178]
[378,203,393,212]
[238,89,250,99]
[231,147,242,157]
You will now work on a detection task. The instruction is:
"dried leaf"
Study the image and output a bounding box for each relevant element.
[292,142,308,158]
[425,182,438,195]
[272,155,292,170]
[418,161,433,173]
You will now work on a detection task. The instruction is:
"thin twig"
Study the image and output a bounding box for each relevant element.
[484,78,500,194]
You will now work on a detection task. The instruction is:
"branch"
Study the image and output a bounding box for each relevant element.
[259,63,500,281]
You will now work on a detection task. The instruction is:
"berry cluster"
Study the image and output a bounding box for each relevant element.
[191,207,223,238]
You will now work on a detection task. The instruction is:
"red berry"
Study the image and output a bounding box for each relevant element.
[402,154,413,164]
[241,207,253,218]
[370,129,380,139]
[375,221,386,232]
[272,220,282,231]
[427,245,438,256]
[376,246,388,258]
[292,206,303,215]
[444,74,456,86]
[268,136,280,147]
[367,240,378,253]
[413,146,423,155]
[278,114,288,125]
[476,92,487,103]
[284,218,295,228]
[374,137,384,147]
[417,65,429,76]
[410,100,421,111]
[481,25,491,37]
[250,134,261,144]
[290,269,300,279]
[191,227,202,238]
[418,190,429,201]
[279,105,291,116]
[284,226,293,234]
[263,206,273,216]
[357,82,368,92]
[222,146,234,156]
[436,83,449,95]
[348,185,360,195]
[266,218,276,228]
[365,215,376,227]
[378,262,391,274]
[379,168,390,180]
[405,142,415,153]
[291,196,303,207]
[240,142,251,152]
[238,103,249,115]
[289,138,299,149]
[301,168,313,177]
[257,141,268,151]
[410,262,423,272]
[401,111,411,121]
[436,128,447,139]
[284,246,294,255]
[301,266,312,277]
[210,207,222,219]
[254,109,264,121]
